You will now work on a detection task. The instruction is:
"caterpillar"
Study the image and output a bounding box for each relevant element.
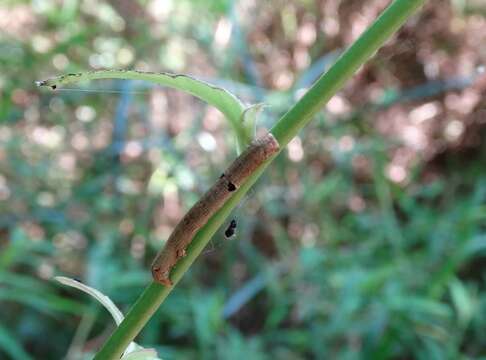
[151,133,279,286]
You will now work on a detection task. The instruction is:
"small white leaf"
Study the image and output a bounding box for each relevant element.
[55,276,124,325]
[121,348,160,360]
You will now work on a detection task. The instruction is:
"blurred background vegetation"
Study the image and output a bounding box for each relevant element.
[1,0,486,359]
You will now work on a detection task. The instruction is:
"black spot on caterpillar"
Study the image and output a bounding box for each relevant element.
[151,133,279,286]
[224,219,237,238]
[227,182,236,192]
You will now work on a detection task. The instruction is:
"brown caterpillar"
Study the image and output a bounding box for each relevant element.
[151,133,280,286]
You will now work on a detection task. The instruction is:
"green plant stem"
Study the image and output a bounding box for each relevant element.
[271,0,425,147]
[94,1,426,358]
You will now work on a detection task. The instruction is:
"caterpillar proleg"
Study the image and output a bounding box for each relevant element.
[151,133,279,286]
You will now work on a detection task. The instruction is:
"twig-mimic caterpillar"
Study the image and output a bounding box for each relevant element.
[151,133,279,286]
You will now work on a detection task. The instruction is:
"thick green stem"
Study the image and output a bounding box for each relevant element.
[94,1,426,358]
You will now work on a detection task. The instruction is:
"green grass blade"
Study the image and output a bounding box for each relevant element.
[0,324,33,360]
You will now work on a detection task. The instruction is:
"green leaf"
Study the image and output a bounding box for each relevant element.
[36,70,251,151]
[0,289,84,316]
[0,324,33,360]
[449,278,475,328]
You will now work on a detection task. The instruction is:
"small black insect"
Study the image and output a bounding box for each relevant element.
[224,219,237,238]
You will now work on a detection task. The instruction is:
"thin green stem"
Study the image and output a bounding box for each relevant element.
[94,1,426,358]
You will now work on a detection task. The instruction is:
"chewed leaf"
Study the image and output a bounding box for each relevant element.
[36,70,251,150]
[55,276,124,325]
